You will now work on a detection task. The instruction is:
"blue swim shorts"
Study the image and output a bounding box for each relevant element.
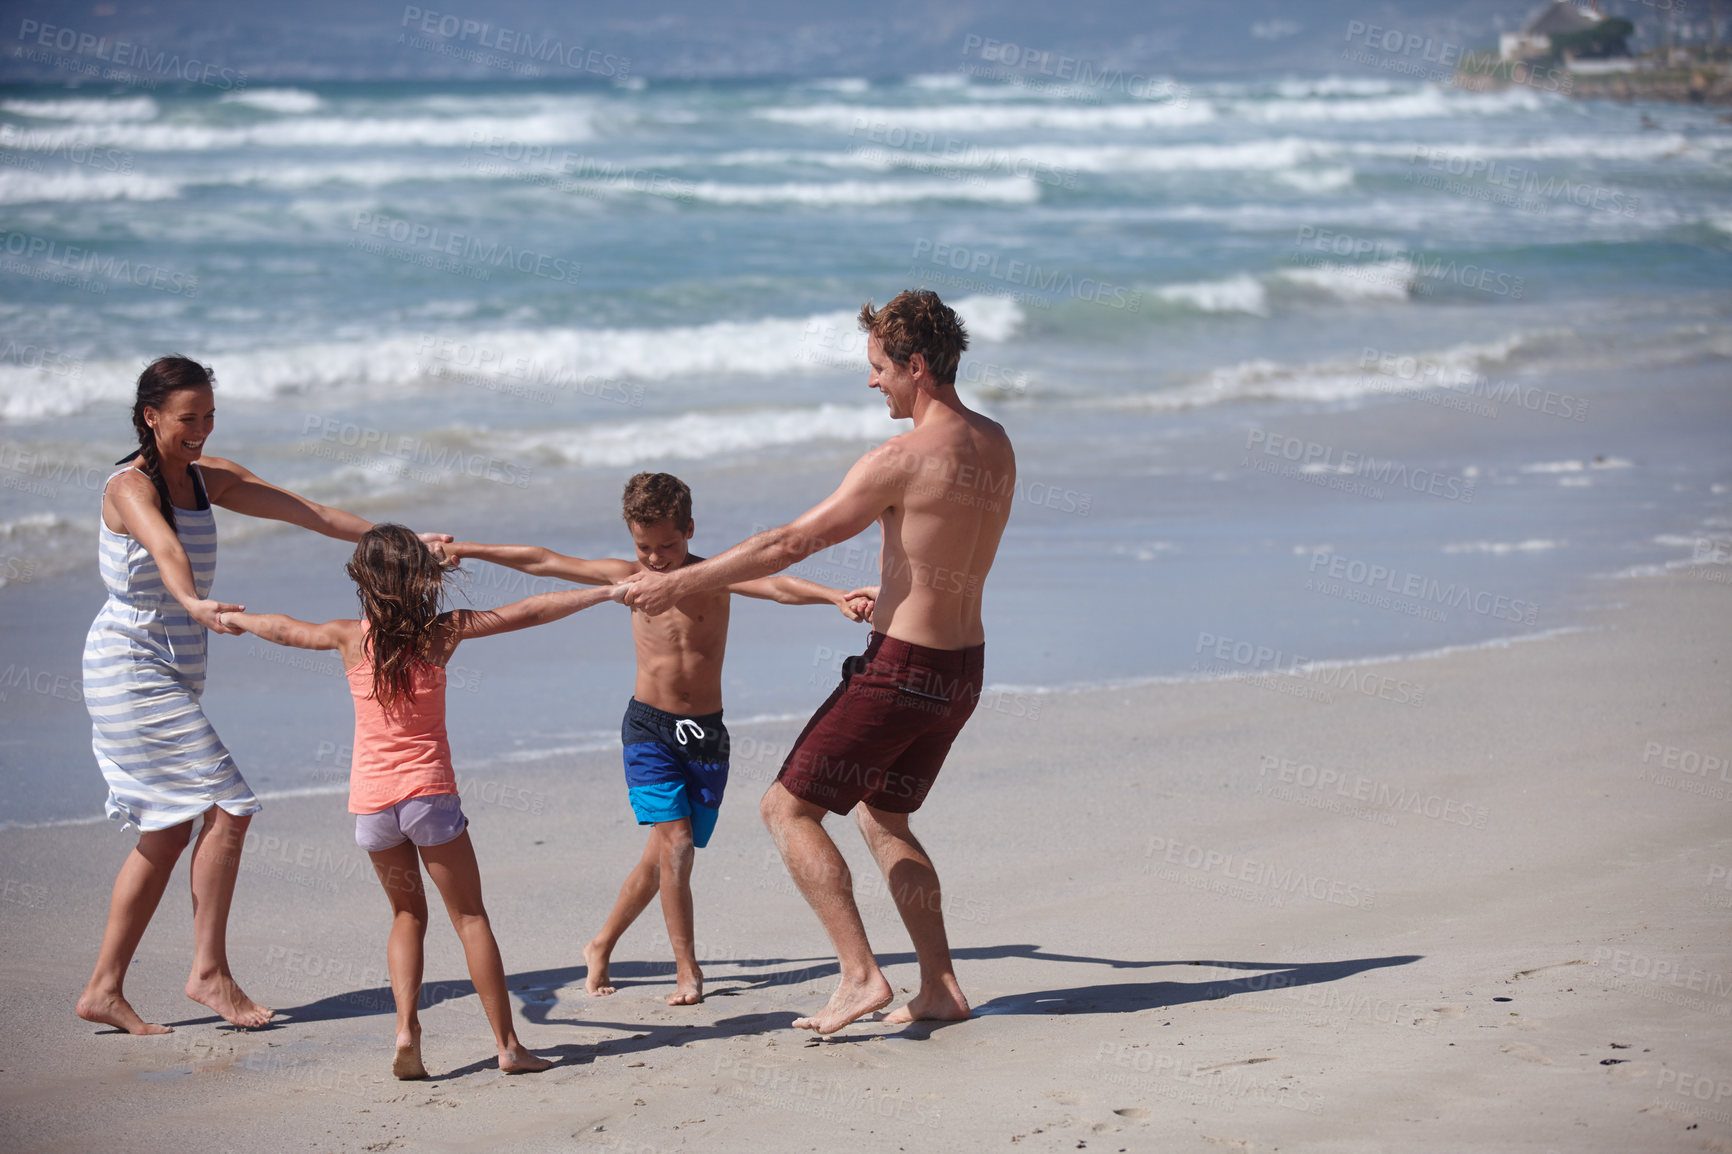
[621,698,729,848]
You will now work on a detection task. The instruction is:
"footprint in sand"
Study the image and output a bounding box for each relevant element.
[1499,1041,1552,1064]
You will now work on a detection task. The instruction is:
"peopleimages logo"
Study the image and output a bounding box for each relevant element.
[0,229,199,297]
[350,212,581,284]
[398,6,628,77]
[1307,551,1537,625]
[13,19,248,89]
[910,240,1141,311]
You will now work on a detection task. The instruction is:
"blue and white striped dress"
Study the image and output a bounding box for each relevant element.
[81,465,259,830]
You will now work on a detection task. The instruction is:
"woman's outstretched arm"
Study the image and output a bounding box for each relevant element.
[197,456,449,547]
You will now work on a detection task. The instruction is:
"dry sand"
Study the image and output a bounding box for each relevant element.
[2,570,1729,1153]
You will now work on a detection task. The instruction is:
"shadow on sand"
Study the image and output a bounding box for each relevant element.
[165,944,1422,1066]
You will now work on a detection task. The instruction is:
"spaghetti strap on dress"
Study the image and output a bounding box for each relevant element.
[81,464,260,830]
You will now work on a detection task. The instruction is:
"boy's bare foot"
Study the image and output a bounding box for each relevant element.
[76,989,173,1035]
[667,967,703,1006]
[882,980,971,1025]
[792,971,893,1035]
[393,1026,427,1080]
[499,1044,553,1074]
[583,940,616,996]
[185,973,273,1029]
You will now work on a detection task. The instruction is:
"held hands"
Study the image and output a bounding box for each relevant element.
[421,535,460,570]
[193,599,245,635]
[617,569,678,616]
[843,586,877,624]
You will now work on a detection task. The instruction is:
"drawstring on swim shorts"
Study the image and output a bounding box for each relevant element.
[674,719,705,746]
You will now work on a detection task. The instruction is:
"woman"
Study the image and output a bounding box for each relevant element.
[75,355,446,1035]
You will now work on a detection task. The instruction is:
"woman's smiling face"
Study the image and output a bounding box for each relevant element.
[145,386,216,466]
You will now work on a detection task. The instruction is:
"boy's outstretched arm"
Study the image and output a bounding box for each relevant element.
[441,541,636,586]
[729,575,871,622]
[446,584,625,641]
[220,611,354,652]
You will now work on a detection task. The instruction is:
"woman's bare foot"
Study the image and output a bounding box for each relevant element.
[667,966,703,1006]
[392,1027,427,1080]
[792,971,893,1034]
[185,973,273,1028]
[882,979,971,1025]
[76,988,172,1035]
[583,940,615,996]
[499,1043,553,1074]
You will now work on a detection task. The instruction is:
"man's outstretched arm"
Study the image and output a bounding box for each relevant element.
[624,448,900,615]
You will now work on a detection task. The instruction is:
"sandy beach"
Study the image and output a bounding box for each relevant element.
[0,568,1726,1152]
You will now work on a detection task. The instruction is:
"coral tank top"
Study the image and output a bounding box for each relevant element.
[345,625,455,815]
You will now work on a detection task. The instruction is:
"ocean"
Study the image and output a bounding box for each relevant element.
[1,74,1728,827]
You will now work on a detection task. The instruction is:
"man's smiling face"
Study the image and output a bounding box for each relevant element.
[866,333,922,421]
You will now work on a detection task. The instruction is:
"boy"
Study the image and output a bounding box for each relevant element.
[441,472,865,1004]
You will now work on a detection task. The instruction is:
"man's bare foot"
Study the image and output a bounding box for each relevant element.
[583,940,615,996]
[882,981,971,1025]
[499,1043,553,1074]
[792,972,893,1035]
[76,989,172,1035]
[667,966,703,1006]
[185,973,273,1029]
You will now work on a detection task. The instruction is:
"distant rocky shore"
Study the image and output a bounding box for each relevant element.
[1456,58,1732,105]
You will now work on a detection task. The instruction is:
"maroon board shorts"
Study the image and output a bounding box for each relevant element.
[778,631,984,815]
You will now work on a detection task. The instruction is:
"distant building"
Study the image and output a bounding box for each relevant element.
[1500,2,1605,60]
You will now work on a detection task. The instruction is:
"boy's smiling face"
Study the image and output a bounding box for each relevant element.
[628,516,694,573]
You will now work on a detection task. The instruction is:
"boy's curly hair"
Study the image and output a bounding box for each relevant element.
[621,472,692,528]
[857,289,969,385]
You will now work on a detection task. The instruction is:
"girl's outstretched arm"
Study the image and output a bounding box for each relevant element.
[444,584,625,641]
[220,611,357,652]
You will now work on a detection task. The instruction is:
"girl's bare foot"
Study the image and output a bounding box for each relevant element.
[76,989,172,1035]
[792,972,893,1035]
[185,973,273,1028]
[882,980,971,1025]
[582,940,615,996]
[393,1027,428,1080]
[499,1043,553,1074]
[667,966,703,1006]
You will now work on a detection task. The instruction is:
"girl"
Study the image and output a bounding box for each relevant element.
[78,355,450,1036]
[222,523,621,1078]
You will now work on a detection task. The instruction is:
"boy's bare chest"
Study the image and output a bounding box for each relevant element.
[631,593,731,655]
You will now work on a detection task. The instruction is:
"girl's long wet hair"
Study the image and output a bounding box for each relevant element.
[346,524,447,711]
[116,355,215,532]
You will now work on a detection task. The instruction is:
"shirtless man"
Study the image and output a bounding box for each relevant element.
[622,289,1015,1033]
